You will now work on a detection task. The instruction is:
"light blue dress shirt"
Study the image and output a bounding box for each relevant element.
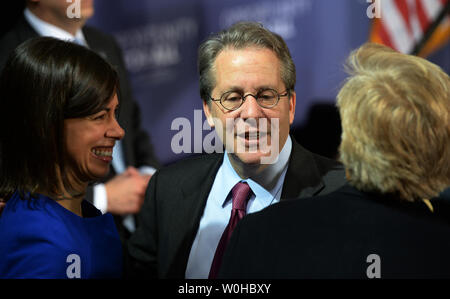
[185,136,293,278]
[24,8,87,45]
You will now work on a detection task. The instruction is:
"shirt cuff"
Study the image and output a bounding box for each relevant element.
[139,166,157,176]
[93,183,108,214]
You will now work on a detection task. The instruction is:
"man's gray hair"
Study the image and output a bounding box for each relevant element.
[198,22,296,102]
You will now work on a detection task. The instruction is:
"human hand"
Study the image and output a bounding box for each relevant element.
[105,167,150,215]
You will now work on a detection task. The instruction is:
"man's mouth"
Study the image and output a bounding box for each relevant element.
[235,131,271,152]
[237,131,268,140]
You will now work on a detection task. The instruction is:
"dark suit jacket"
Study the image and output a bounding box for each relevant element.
[0,16,160,240]
[124,139,347,278]
[218,184,450,279]
[441,188,450,201]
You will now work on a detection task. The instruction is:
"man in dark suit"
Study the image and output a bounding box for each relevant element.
[0,0,160,240]
[218,43,450,279]
[124,22,347,278]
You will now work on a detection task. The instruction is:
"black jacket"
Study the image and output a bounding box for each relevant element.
[218,184,450,279]
[124,139,347,278]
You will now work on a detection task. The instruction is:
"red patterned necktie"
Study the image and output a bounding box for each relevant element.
[208,181,252,279]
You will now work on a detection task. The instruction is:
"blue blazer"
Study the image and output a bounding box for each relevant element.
[0,192,122,279]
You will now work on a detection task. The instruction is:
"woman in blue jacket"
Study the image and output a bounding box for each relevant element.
[0,37,125,279]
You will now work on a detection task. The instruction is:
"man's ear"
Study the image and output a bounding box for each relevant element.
[288,90,296,125]
[203,99,215,128]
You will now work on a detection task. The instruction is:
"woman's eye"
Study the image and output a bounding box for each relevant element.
[93,113,107,120]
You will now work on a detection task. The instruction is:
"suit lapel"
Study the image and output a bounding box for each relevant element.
[180,155,223,233]
[165,154,224,277]
[16,16,39,41]
[281,139,325,199]
[82,28,104,55]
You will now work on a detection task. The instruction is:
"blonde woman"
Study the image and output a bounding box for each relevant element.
[219,43,450,279]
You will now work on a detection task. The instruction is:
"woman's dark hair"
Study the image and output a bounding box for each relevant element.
[0,37,119,200]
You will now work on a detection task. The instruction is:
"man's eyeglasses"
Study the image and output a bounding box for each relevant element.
[209,88,290,111]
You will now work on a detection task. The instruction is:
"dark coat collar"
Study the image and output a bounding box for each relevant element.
[281,139,326,199]
[178,138,331,204]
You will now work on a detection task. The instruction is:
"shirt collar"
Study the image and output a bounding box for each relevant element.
[220,135,292,207]
[24,8,87,46]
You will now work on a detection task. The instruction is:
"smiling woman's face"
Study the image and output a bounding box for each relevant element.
[64,93,124,183]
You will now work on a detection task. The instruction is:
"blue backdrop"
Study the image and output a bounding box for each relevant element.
[88,0,450,165]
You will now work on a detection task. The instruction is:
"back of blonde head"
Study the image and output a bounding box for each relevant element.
[337,43,450,202]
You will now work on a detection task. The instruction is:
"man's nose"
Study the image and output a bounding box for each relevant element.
[239,94,264,119]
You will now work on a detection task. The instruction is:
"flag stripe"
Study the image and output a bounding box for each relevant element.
[394,0,413,35]
[381,0,415,52]
[415,0,431,31]
[371,0,448,56]
[378,21,396,49]
[407,0,425,41]
[421,0,442,20]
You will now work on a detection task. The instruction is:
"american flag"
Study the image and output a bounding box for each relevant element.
[370,0,450,57]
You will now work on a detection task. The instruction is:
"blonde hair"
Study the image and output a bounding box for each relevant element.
[337,43,450,202]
